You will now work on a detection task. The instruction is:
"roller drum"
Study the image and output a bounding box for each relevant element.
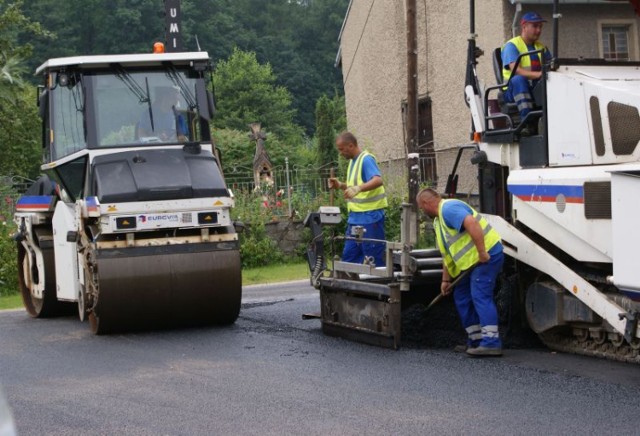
[89,242,241,334]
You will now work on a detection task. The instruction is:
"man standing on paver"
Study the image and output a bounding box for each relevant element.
[328,132,388,266]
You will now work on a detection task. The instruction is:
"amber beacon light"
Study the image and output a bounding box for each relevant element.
[153,42,165,54]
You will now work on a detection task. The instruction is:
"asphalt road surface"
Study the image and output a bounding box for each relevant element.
[1,281,639,435]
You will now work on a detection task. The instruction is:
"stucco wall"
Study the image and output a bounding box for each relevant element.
[339,0,406,162]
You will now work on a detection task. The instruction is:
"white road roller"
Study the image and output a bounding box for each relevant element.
[13,49,241,333]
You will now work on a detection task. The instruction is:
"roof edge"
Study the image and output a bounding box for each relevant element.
[35,51,210,75]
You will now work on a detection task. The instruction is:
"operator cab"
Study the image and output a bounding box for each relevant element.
[35,52,218,203]
[482,47,548,167]
[480,50,640,170]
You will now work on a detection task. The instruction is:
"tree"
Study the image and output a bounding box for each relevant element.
[18,0,350,134]
[0,0,52,178]
[207,0,347,133]
[0,88,41,178]
[0,0,53,296]
[20,0,163,69]
[314,93,346,166]
[315,95,335,166]
[0,54,24,104]
[213,48,302,143]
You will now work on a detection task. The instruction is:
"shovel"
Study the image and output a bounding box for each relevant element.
[424,265,476,313]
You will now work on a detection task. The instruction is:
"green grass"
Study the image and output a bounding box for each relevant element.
[242,261,309,286]
[0,293,22,311]
[0,262,310,311]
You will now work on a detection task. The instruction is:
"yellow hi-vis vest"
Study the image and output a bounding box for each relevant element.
[502,36,546,84]
[346,151,388,213]
[433,200,501,278]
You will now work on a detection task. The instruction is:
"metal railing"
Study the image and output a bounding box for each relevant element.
[225,161,338,194]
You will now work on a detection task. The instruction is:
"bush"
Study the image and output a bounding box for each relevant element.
[231,191,285,268]
[0,190,18,297]
[239,221,285,269]
[230,173,436,268]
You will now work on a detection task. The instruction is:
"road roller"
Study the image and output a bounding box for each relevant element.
[13,50,241,333]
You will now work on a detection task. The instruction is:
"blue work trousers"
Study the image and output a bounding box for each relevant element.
[343,218,386,267]
[504,75,535,119]
[453,250,504,349]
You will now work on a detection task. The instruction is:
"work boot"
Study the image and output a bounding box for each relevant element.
[519,126,533,137]
[465,346,503,357]
[454,340,480,353]
[519,121,538,137]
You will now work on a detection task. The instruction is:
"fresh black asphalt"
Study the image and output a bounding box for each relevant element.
[1,281,639,435]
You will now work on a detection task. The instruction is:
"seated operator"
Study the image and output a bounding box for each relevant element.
[137,86,189,142]
[501,12,552,130]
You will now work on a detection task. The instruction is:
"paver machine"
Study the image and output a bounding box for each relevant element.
[459,0,640,362]
[13,48,241,333]
[305,0,640,363]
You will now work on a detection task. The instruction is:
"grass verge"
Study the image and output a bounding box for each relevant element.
[0,294,22,311]
[242,261,309,286]
[0,262,310,310]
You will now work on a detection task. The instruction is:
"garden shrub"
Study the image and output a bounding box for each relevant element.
[0,190,18,296]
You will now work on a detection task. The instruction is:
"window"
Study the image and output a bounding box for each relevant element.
[598,21,639,61]
[87,70,200,147]
[401,97,437,183]
[417,98,437,183]
[51,73,86,161]
[602,25,630,60]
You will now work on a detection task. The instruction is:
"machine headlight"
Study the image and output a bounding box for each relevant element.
[197,212,218,225]
[115,217,136,230]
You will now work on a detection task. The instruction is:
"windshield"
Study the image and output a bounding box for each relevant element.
[88,69,200,147]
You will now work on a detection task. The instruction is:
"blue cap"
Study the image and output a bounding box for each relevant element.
[520,12,547,24]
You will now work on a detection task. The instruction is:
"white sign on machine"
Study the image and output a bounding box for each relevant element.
[107,210,222,232]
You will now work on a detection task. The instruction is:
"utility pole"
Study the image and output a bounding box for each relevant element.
[405,0,420,210]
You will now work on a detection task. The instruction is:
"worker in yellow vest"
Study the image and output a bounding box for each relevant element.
[502,12,552,129]
[417,188,504,357]
[328,132,388,266]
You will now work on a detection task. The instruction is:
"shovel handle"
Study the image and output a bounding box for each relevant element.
[424,264,477,312]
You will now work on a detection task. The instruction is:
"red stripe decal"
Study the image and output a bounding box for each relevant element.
[515,195,584,204]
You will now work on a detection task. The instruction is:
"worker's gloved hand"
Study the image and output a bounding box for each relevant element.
[344,185,362,199]
[478,250,490,263]
[441,281,452,296]
[328,178,342,190]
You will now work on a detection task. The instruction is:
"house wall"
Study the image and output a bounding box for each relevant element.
[339,0,406,162]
